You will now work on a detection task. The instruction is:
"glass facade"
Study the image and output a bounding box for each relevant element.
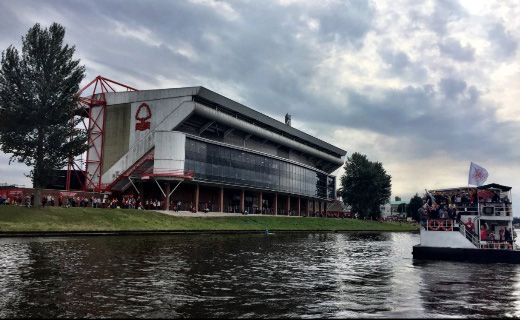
[185,138,335,199]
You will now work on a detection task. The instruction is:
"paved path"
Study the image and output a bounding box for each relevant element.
[155,210,246,217]
[154,210,302,218]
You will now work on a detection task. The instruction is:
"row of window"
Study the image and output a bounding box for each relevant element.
[185,138,335,199]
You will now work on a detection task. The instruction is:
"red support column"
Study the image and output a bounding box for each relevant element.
[286,195,290,216]
[306,198,310,217]
[195,183,199,212]
[274,193,278,215]
[297,197,301,216]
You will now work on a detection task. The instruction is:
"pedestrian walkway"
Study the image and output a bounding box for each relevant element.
[154,210,303,218]
[155,210,244,217]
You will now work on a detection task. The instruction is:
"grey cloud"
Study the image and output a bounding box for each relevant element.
[300,83,520,164]
[2,0,520,201]
[0,153,32,186]
[312,0,375,48]
[409,0,466,35]
[438,38,475,62]
[488,22,518,59]
[378,48,428,82]
[439,77,467,100]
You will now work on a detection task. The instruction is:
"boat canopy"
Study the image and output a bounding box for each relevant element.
[476,183,512,191]
[428,183,512,193]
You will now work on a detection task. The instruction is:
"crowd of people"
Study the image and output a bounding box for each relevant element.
[0,192,170,211]
[418,199,460,228]
[418,188,512,228]
[425,188,509,206]
[417,188,516,249]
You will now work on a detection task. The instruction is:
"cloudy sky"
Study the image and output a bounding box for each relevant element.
[1,0,520,208]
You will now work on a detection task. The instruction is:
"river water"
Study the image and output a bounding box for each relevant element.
[1,232,520,318]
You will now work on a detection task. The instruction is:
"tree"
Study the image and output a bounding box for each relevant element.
[339,152,391,219]
[0,23,86,208]
[407,193,423,222]
[397,203,406,214]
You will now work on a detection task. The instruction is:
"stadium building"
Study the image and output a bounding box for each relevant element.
[79,82,347,215]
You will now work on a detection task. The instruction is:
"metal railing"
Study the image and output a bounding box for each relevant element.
[425,219,455,231]
[458,223,479,248]
[458,220,517,250]
[478,202,512,217]
[454,202,512,217]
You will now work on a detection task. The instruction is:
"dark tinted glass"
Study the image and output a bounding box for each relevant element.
[184,138,335,199]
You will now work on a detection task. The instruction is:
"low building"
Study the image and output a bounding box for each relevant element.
[326,199,352,218]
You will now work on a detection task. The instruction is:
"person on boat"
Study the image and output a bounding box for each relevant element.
[480,225,487,241]
[446,205,453,220]
[471,190,478,204]
[465,218,475,234]
[418,207,427,228]
[489,232,496,242]
[439,206,447,220]
[499,227,506,242]
[505,228,512,244]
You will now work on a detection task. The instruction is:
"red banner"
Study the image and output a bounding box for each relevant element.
[0,190,23,197]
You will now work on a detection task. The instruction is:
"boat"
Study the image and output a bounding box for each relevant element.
[412,183,520,263]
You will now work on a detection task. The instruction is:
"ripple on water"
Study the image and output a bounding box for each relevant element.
[1,233,520,318]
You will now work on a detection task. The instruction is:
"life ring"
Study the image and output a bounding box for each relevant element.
[428,219,440,231]
[441,220,453,231]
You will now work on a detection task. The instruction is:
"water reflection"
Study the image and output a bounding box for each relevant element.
[0,233,520,318]
[417,260,520,318]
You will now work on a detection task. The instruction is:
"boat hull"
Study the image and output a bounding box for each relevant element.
[412,245,520,263]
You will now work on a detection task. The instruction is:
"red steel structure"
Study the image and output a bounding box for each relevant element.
[66,76,137,192]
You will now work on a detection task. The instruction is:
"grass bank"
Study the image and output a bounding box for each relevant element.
[0,206,419,232]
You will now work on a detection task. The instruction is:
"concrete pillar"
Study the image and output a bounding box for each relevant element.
[312,200,316,215]
[240,189,245,213]
[286,195,290,216]
[165,182,171,210]
[195,183,199,212]
[306,198,310,217]
[274,193,278,215]
[219,187,224,213]
[297,197,301,216]
[258,191,263,214]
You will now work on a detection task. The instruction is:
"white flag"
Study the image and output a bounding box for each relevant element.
[468,162,488,186]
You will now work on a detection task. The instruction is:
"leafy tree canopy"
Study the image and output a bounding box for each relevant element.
[339,152,391,219]
[407,193,423,221]
[0,23,86,207]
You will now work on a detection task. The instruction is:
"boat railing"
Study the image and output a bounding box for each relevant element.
[477,241,516,250]
[459,220,518,250]
[454,202,512,217]
[458,223,480,248]
[425,219,456,231]
[478,202,512,217]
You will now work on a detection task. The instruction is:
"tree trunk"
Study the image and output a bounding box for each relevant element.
[33,182,42,209]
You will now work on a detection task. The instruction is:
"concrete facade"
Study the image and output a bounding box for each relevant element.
[90,86,346,215]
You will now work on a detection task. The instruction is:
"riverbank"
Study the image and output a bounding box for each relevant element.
[0,206,419,233]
